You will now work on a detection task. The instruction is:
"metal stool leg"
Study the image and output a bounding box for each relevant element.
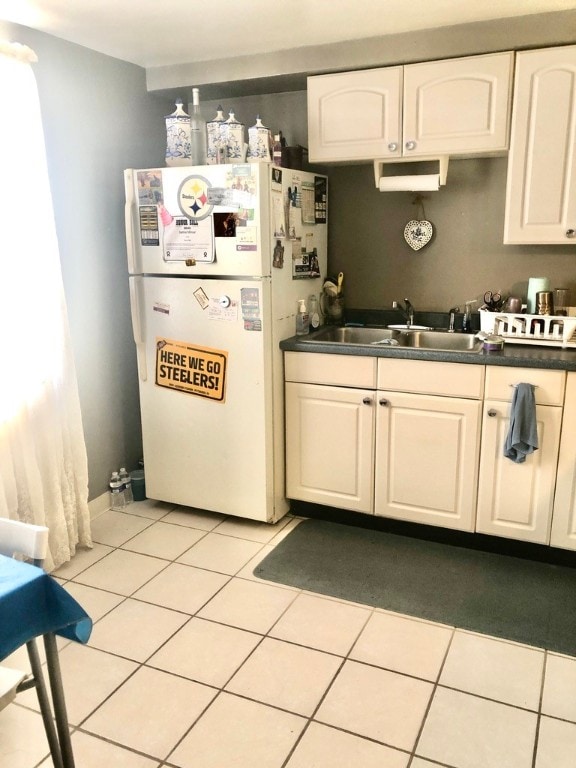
[43,633,76,768]
[25,638,64,768]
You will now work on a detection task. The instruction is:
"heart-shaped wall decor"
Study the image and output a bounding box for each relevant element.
[404,219,434,250]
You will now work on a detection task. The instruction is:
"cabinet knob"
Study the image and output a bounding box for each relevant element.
[362,397,373,405]
[388,142,398,152]
[405,140,417,151]
[566,229,576,238]
[487,409,498,417]
[379,398,389,406]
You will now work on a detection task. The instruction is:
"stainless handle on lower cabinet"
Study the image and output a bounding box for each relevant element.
[362,397,373,405]
[488,409,498,417]
[379,398,389,406]
[566,229,576,238]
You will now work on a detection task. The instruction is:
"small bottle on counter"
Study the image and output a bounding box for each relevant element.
[309,294,321,330]
[295,299,310,335]
[462,300,477,333]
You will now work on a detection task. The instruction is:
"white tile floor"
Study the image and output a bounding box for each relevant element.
[2,500,576,767]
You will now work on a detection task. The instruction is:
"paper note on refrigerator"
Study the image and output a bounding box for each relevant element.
[163,216,215,263]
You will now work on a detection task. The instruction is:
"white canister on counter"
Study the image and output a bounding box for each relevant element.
[247,116,272,162]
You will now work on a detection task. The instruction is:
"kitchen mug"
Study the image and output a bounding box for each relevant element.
[505,297,523,313]
[536,290,554,315]
[527,277,550,314]
[554,288,571,315]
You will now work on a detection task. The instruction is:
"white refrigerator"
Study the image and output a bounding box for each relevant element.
[124,163,328,522]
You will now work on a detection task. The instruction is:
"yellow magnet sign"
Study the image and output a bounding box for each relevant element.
[155,338,228,402]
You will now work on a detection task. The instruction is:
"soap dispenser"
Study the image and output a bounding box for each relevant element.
[295,299,310,335]
[462,300,477,333]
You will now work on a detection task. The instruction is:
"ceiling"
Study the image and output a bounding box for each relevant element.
[2,0,576,69]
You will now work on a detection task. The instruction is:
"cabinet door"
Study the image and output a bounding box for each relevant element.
[374,392,481,531]
[307,67,402,162]
[476,400,562,544]
[504,45,576,244]
[551,372,576,550]
[403,52,513,156]
[285,382,375,513]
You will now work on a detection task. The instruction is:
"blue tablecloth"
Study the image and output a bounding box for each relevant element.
[0,555,92,661]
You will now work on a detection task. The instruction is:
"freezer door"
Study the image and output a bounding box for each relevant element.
[125,165,271,277]
[131,275,282,522]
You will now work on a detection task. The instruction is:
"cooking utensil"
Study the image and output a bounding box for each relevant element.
[337,272,344,295]
[323,279,338,297]
[483,291,504,311]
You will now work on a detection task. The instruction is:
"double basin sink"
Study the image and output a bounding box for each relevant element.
[301,326,483,353]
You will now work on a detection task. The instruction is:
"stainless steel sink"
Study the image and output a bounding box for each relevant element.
[304,327,404,345]
[301,326,482,352]
[400,330,482,351]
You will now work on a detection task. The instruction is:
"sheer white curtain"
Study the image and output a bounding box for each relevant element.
[0,42,92,570]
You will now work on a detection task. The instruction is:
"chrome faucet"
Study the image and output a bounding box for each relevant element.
[448,306,460,332]
[392,298,414,328]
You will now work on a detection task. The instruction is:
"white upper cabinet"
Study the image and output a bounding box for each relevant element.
[402,52,513,157]
[307,52,513,163]
[504,45,576,244]
[307,67,402,162]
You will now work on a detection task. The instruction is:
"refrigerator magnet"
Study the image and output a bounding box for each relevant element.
[193,287,210,310]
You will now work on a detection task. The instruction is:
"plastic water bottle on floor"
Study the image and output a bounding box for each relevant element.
[119,467,133,504]
[109,471,126,511]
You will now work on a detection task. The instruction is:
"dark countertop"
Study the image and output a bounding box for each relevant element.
[280,333,576,371]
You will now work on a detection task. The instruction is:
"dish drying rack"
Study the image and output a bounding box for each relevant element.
[480,310,576,348]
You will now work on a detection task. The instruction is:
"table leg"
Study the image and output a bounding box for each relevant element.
[26,639,64,768]
[43,633,75,768]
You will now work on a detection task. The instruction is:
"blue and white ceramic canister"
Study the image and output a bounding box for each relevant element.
[224,111,245,162]
[206,105,226,164]
[248,116,272,162]
[165,99,191,166]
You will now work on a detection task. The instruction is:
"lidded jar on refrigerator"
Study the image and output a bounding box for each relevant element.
[207,105,226,164]
[247,116,272,162]
[165,99,191,166]
[224,111,245,162]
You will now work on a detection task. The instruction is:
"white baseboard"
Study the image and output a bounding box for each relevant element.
[89,492,110,520]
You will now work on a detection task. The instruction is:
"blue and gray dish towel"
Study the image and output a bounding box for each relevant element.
[504,382,539,463]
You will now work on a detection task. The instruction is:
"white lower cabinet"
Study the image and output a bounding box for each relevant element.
[285,382,375,513]
[475,365,566,545]
[374,392,481,531]
[285,353,571,548]
[476,400,562,544]
[551,372,576,550]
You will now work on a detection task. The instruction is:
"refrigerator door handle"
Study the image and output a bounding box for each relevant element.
[129,276,148,381]
[124,169,139,275]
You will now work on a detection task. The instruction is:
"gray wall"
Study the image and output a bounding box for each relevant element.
[0,21,170,500]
